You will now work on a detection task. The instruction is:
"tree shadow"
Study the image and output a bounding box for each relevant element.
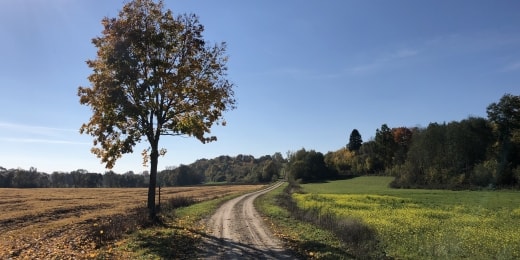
[301,175,360,184]
[290,239,356,260]
[131,225,297,259]
[194,228,297,260]
[131,227,200,259]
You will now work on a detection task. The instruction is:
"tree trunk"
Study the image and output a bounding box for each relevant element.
[147,145,159,220]
[497,139,512,185]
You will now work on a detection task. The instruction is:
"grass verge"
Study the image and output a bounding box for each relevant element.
[255,182,386,259]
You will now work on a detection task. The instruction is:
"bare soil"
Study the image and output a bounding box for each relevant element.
[0,185,261,259]
[198,182,296,259]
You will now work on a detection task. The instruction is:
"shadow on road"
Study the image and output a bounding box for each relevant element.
[196,231,297,260]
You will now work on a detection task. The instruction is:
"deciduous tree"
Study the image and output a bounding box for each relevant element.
[287,149,332,182]
[78,0,235,219]
[487,93,520,185]
[392,127,413,165]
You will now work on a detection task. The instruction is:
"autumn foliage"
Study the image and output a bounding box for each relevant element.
[78,0,235,219]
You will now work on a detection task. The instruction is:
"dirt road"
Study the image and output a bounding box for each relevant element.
[198,182,295,259]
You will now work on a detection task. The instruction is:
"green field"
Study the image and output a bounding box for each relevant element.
[297,177,520,259]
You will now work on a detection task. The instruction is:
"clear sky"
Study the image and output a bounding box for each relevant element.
[1,0,519,174]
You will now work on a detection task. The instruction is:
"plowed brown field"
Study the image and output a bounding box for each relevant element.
[0,185,262,259]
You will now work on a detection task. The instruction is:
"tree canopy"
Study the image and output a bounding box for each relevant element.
[78,0,235,219]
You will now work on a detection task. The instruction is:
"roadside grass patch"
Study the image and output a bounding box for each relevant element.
[297,176,520,259]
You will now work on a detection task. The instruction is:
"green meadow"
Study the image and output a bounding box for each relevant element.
[297,177,520,259]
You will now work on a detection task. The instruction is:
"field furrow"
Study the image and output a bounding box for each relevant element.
[0,185,261,259]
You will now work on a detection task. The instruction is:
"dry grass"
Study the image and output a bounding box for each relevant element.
[0,185,262,259]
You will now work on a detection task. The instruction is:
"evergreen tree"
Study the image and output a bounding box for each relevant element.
[347,129,363,151]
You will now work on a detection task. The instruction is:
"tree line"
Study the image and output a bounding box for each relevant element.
[0,167,149,188]
[321,93,520,189]
[158,153,286,185]
[0,153,286,188]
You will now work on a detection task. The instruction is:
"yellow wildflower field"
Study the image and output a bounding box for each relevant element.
[297,177,520,259]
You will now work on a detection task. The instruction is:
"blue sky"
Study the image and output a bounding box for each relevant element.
[1,0,519,173]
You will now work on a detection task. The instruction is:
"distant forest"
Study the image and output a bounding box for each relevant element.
[1,94,519,189]
[0,153,286,188]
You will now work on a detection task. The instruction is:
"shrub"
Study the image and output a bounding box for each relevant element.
[470,160,497,187]
[162,196,197,210]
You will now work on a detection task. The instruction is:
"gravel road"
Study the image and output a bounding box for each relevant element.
[197,182,296,259]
